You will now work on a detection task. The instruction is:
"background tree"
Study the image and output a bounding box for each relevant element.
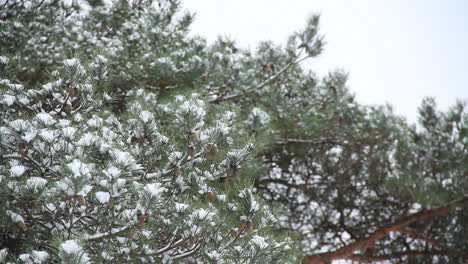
[1,0,466,263]
[246,24,468,264]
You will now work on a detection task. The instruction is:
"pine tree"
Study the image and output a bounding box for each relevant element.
[0,1,296,263]
[1,0,467,263]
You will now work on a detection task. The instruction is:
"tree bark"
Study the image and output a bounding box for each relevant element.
[301,197,468,264]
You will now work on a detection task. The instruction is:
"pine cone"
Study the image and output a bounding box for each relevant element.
[205,144,218,159]
[150,160,158,170]
[75,195,86,206]
[145,212,150,222]
[138,213,146,228]
[174,166,180,177]
[207,191,216,201]
[231,168,240,181]
[239,219,248,232]
[188,146,196,159]
[18,143,26,156]
[189,131,199,145]
[68,86,77,97]
[189,236,197,247]
[17,221,27,231]
[246,220,254,232]
[34,201,42,214]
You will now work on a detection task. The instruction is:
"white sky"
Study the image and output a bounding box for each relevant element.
[183,0,468,123]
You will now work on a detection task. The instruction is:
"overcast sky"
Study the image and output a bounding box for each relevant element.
[183,0,468,123]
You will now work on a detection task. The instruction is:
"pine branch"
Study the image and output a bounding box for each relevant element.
[208,57,302,104]
[302,196,468,264]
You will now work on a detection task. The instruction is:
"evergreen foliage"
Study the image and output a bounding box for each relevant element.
[1,0,466,263]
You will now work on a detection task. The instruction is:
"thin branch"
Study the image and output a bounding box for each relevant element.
[397,228,468,258]
[148,85,178,90]
[209,57,303,104]
[34,0,46,9]
[256,178,317,191]
[172,243,202,259]
[1,150,44,174]
[154,227,181,254]
[275,138,341,145]
[57,92,70,115]
[86,226,132,242]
